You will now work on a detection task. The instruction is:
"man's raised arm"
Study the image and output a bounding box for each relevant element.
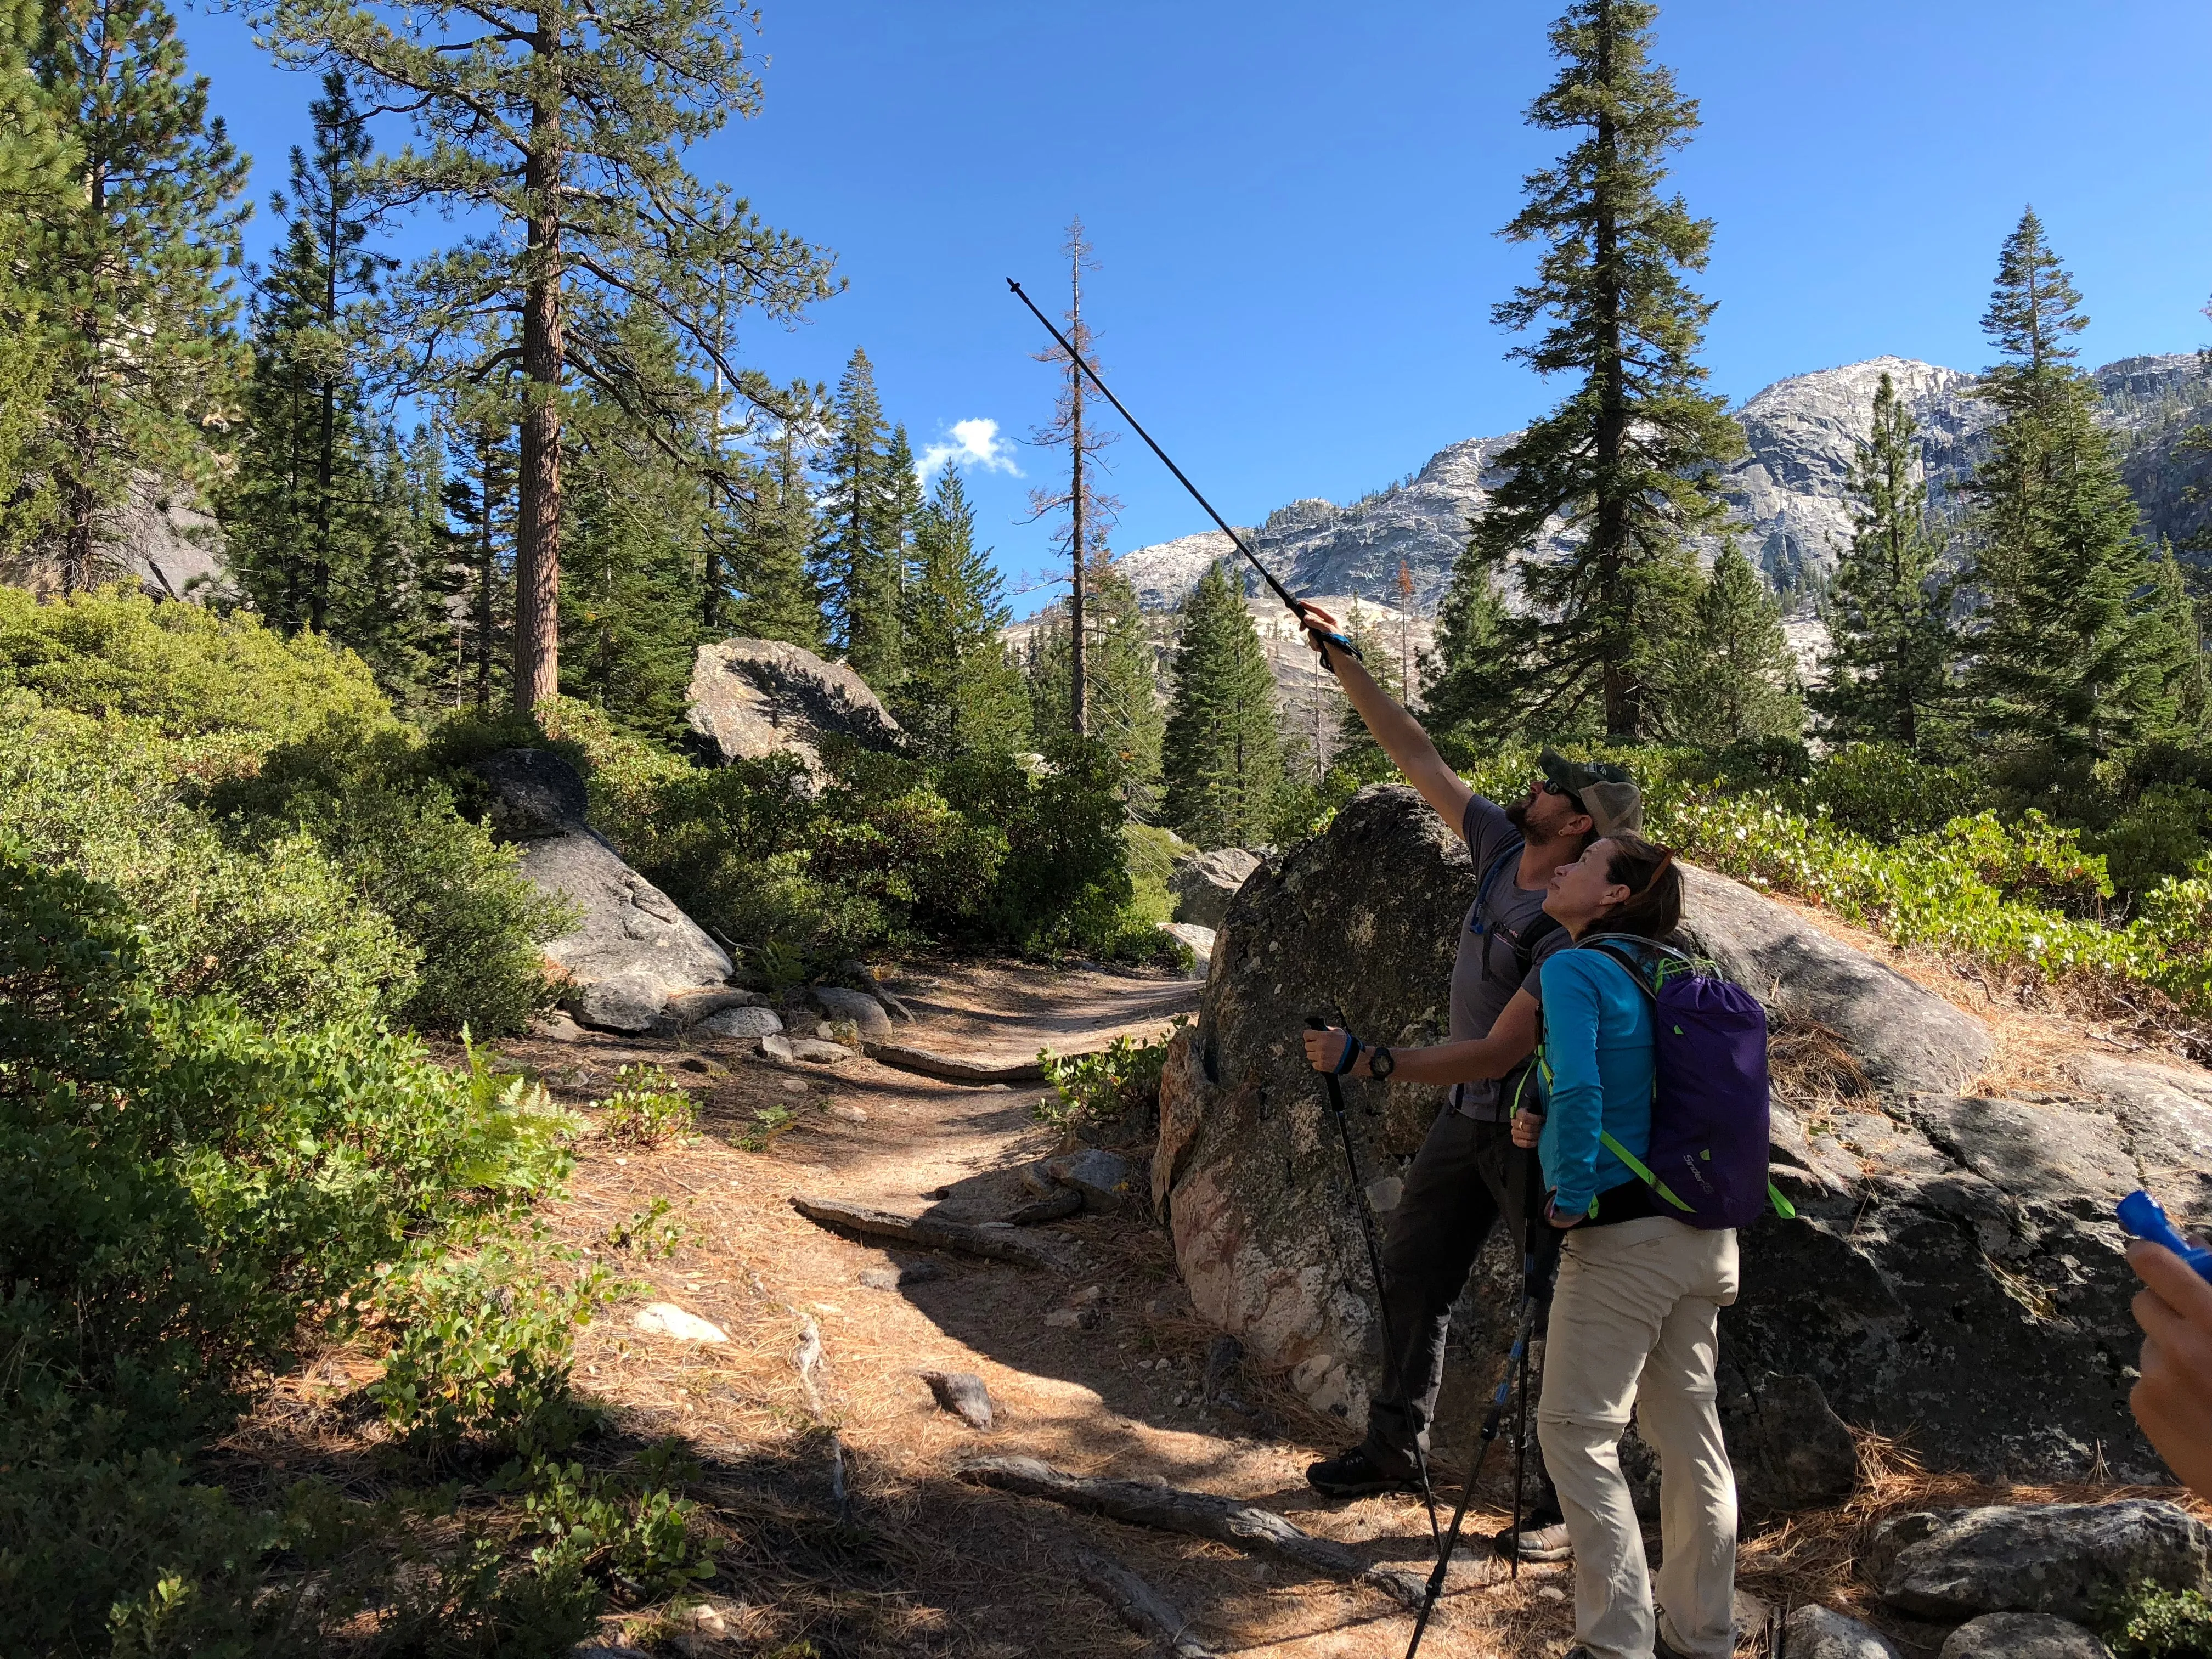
[1301,606,1473,828]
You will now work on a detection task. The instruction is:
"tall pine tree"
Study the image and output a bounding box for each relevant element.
[0,0,69,560]
[223,74,398,640]
[730,389,826,650]
[441,374,521,709]
[1813,371,1960,748]
[32,0,247,591]
[1965,209,2166,766]
[1452,0,1741,739]
[1161,560,1283,848]
[894,466,1028,758]
[1026,557,1164,814]
[817,348,905,685]
[2143,538,2210,741]
[1667,544,1802,743]
[560,317,710,740]
[259,0,838,713]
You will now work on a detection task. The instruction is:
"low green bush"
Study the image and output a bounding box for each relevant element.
[2100,1579,2212,1658]
[0,848,582,1651]
[370,1227,618,1455]
[594,1063,698,1148]
[0,585,390,746]
[536,698,1164,975]
[221,718,570,1033]
[1036,1024,1182,1137]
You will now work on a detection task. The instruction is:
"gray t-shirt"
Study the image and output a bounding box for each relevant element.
[1448,795,1570,1120]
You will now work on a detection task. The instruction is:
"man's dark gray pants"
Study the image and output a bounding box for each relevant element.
[1364,1107,1562,1515]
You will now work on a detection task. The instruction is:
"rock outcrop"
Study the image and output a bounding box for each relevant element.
[472,749,731,1032]
[1677,863,1990,1099]
[1170,848,1263,931]
[1871,1500,2210,1623]
[1154,783,2204,1485]
[687,637,902,776]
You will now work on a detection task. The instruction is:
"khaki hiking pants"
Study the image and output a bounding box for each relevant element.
[1537,1216,1740,1659]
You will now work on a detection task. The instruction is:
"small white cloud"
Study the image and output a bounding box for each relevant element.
[917,417,1021,481]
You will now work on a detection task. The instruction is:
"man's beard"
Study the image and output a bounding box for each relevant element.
[1505,799,1560,849]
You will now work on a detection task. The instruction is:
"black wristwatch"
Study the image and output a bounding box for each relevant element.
[1367,1045,1395,1081]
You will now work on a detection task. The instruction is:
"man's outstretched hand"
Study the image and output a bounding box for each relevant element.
[2130,1239,2212,1500]
[1302,1024,1357,1074]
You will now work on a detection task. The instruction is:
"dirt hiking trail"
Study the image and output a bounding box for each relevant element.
[500,956,1588,1657]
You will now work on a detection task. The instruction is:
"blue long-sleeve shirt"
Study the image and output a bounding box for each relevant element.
[1534,946,1657,1216]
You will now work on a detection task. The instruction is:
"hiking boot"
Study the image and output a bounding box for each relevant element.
[1305,1443,1418,1497]
[1493,1511,1573,1562]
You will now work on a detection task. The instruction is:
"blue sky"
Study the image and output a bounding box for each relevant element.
[178,0,2212,613]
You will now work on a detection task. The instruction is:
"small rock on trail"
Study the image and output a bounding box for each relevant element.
[1786,1605,1903,1659]
[919,1369,995,1431]
[1938,1613,2113,1659]
[633,1303,730,1344]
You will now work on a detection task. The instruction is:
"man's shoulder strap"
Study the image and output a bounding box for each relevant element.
[1473,837,1524,928]
[1515,911,1563,981]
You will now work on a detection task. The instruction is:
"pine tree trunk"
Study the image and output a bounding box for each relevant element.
[476,431,496,706]
[513,53,565,716]
[61,478,95,596]
[313,190,338,637]
[1070,358,1088,737]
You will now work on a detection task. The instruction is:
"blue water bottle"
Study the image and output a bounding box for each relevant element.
[2118,1190,2212,1285]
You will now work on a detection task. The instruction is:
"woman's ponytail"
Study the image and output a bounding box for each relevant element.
[1601,834,1684,940]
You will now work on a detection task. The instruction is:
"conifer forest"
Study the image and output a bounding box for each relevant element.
[5,0,2212,1652]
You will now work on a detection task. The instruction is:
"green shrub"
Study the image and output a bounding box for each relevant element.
[594,1063,698,1148]
[369,1228,618,1454]
[532,698,1163,973]
[2100,1579,2212,1658]
[223,719,570,1033]
[0,585,390,746]
[512,1455,715,1600]
[1036,1024,1181,1136]
[2091,785,2212,896]
[0,849,582,1650]
[0,698,419,1026]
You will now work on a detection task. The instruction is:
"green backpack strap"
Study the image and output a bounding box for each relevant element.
[1598,1132,1799,1222]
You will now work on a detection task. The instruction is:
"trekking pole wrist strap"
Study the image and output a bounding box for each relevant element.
[1334,1034,1363,1075]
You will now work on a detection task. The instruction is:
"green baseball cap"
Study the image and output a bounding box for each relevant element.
[1538,747,1644,838]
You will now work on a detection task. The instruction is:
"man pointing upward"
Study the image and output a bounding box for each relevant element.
[1293,602,1643,1563]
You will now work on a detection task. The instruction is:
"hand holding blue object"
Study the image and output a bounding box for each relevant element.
[2118,1190,2212,1284]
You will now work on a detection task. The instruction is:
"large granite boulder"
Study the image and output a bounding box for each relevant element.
[1154,783,2194,1483]
[1677,864,1990,1099]
[1170,848,1264,930]
[471,749,731,1032]
[687,637,902,776]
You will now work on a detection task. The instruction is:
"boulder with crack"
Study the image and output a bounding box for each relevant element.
[472,749,731,1032]
[1153,782,2204,1484]
[687,636,903,778]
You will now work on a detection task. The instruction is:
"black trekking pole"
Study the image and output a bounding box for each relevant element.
[1401,1194,1548,1659]
[1302,1017,1441,1553]
[1509,1157,1542,1582]
[1005,278,1361,668]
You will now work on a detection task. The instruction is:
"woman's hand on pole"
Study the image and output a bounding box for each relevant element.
[1510,1109,1543,1150]
[1293,601,1341,656]
[1302,1025,1357,1074]
[2129,1239,2212,1501]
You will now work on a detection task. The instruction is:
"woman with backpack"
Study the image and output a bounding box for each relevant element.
[1509,832,1739,1659]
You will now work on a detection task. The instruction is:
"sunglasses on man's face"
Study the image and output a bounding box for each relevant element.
[1539,778,1586,811]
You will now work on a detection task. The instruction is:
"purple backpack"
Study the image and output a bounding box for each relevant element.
[1580,936,1795,1229]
